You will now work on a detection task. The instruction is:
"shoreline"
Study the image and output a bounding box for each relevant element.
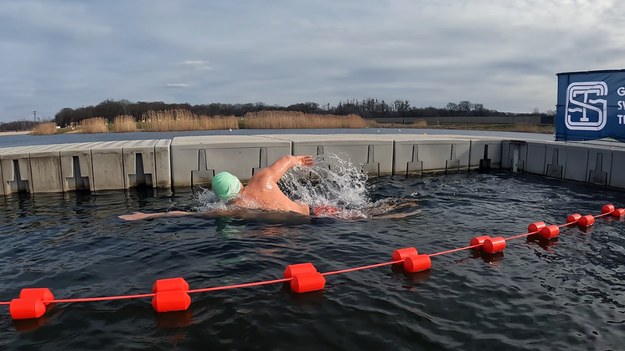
[0,131,31,137]
[3,123,555,138]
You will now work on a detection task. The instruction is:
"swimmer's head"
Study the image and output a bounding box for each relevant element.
[211,171,242,200]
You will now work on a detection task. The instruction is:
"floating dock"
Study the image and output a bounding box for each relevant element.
[0,134,623,195]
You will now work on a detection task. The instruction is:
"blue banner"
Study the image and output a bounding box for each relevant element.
[556,69,625,142]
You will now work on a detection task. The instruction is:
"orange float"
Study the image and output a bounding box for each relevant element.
[578,215,595,228]
[403,254,432,273]
[152,277,190,313]
[10,298,47,320]
[152,277,189,293]
[528,221,546,232]
[540,225,560,239]
[9,288,54,320]
[470,236,490,246]
[566,213,582,223]
[612,208,625,217]
[290,272,326,293]
[283,262,318,278]
[482,237,506,254]
[19,288,54,304]
[602,204,615,214]
[284,263,325,293]
[391,247,419,261]
[152,291,191,313]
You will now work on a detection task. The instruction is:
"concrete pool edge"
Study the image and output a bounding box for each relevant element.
[0,134,623,195]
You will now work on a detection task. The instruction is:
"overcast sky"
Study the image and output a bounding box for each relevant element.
[0,0,623,122]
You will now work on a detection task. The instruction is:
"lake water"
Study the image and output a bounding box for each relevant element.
[0,128,553,148]
[0,169,624,350]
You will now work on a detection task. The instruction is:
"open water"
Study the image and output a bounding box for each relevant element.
[0,128,554,148]
[0,166,624,350]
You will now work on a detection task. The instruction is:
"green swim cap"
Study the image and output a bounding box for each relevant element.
[212,171,242,200]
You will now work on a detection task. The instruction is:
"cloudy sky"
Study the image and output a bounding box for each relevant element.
[0,0,623,122]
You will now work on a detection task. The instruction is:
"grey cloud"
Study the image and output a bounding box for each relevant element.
[0,0,623,120]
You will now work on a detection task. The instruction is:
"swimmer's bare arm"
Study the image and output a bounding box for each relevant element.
[257,155,313,215]
[264,155,314,180]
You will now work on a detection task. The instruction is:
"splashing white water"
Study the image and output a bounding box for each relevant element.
[278,154,370,218]
[193,188,228,212]
[193,154,372,218]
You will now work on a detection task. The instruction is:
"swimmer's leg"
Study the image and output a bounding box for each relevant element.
[118,210,193,221]
[366,200,420,219]
[119,208,259,221]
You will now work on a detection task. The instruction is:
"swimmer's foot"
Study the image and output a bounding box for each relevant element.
[392,201,418,210]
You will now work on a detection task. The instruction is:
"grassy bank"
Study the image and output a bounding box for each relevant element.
[427,123,555,134]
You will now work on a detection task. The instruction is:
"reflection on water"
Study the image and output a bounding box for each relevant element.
[0,172,624,350]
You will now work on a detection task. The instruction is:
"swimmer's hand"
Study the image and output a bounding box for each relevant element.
[296,155,314,167]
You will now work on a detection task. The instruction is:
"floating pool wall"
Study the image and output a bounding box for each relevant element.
[0,135,623,196]
[501,140,625,188]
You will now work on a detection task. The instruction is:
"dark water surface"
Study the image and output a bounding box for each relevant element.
[1,172,624,350]
[0,128,553,148]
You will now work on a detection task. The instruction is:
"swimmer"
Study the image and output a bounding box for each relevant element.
[119,154,421,221]
[119,155,316,221]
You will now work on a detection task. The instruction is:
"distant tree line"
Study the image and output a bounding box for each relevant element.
[0,120,39,132]
[331,99,515,118]
[0,98,551,129]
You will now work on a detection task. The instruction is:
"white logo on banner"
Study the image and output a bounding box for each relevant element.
[565,81,608,131]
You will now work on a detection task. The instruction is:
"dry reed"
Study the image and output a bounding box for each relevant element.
[367,119,428,128]
[78,117,109,133]
[407,119,428,128]
[242,111,367,129]
[140,109,239,131]
[507,123,554,133]
[110,115,138,132]
[31,122,57,135]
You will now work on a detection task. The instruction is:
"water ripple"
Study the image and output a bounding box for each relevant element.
[1,172,624,350]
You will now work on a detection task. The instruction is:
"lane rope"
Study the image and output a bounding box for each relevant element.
[2,204,623,322]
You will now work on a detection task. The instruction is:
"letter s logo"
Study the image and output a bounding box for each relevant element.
[565,82,608,131]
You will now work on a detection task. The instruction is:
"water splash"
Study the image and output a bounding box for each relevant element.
[193,188,227,212]
[278,154,370,218]
[193,154,407,219]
